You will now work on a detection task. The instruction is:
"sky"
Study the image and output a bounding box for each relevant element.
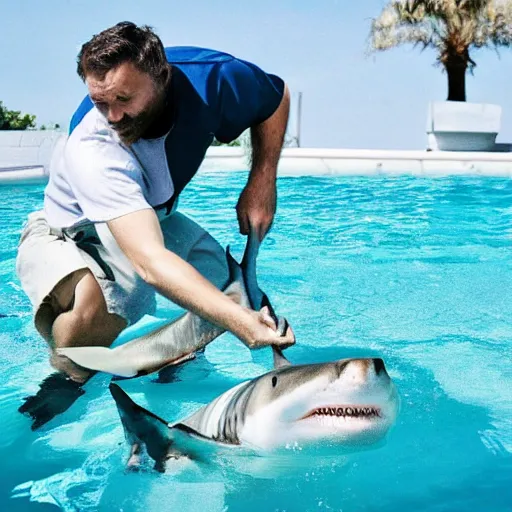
[1,0,510,149]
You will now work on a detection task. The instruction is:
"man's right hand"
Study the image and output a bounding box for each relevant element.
[237,306,295,350]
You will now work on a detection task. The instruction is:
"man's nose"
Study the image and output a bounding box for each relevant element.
[107,105,125,124]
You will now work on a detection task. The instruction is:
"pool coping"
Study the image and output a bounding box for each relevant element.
[2,146,512,185]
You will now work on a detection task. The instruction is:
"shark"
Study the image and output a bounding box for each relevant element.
[109,351,399,472]
[60,228,398,472]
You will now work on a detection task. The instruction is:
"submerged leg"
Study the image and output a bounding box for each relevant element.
[19,269,127,430]
[50,270,127,381]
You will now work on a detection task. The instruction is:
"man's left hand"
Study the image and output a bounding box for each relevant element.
[236,172,276,242]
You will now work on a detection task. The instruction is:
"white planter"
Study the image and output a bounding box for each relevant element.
[426,101,502,152]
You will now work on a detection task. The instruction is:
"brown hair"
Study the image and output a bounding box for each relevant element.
[77,22,170,85]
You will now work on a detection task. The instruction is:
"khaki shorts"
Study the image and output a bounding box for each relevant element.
[15,209,229,337]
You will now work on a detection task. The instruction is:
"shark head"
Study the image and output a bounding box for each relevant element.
[238,355,399,451]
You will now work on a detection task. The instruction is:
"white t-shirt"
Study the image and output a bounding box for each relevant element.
[44,108,174,228]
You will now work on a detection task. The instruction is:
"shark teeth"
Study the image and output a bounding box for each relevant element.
[303,406,381,419]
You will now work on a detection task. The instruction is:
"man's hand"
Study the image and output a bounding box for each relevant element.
[240,306,295,350]
[236,173,276,242]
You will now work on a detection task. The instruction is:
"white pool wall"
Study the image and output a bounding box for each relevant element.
[1,131,512,185]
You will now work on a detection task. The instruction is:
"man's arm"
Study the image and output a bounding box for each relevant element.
[107,208,294,349]
[236,84,290,241]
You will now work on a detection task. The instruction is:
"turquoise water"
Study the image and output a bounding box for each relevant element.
[1,173,511,511]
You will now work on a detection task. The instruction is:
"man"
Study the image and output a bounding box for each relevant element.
[16,21,294,429]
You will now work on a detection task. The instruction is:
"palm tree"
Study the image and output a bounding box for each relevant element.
[370,0,512,101]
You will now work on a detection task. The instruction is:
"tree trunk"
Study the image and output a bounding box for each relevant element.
[444,55,468,102]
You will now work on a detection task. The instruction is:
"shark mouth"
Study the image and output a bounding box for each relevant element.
[301,406,381,420]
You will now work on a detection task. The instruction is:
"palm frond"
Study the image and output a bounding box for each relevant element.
[370,0,512,55]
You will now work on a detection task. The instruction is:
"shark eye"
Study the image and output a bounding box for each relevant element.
[272,376,278,388]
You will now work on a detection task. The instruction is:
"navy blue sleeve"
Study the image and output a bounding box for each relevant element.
[214,59,285,143]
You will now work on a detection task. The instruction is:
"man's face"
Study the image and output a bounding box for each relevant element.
[86,61,166,145]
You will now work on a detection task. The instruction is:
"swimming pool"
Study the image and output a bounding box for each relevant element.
[1,173,511,511]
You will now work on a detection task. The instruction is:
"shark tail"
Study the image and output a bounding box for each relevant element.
[109,382,173,471]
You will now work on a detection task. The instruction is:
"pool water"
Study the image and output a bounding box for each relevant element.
[1,173,511,511]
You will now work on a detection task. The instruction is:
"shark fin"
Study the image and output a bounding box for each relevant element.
[223,246,252,309]
[109,383,208,471]
[241,229,294,366]
[225,245,243,284]
[109,382,178,472]
[240,229,265,310]
[240,228,261,276]
[57,347,138,378]
[272,346,292,369]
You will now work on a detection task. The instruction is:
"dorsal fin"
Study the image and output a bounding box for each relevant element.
[242,229,280,323]
[240,229,264,310]
[241,228,293,367]
[225,245,243,285]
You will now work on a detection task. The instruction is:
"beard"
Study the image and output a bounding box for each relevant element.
[111,91,167,146]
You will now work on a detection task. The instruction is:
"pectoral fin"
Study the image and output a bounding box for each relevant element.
[58,347,137,377]
[109,383,209,471]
